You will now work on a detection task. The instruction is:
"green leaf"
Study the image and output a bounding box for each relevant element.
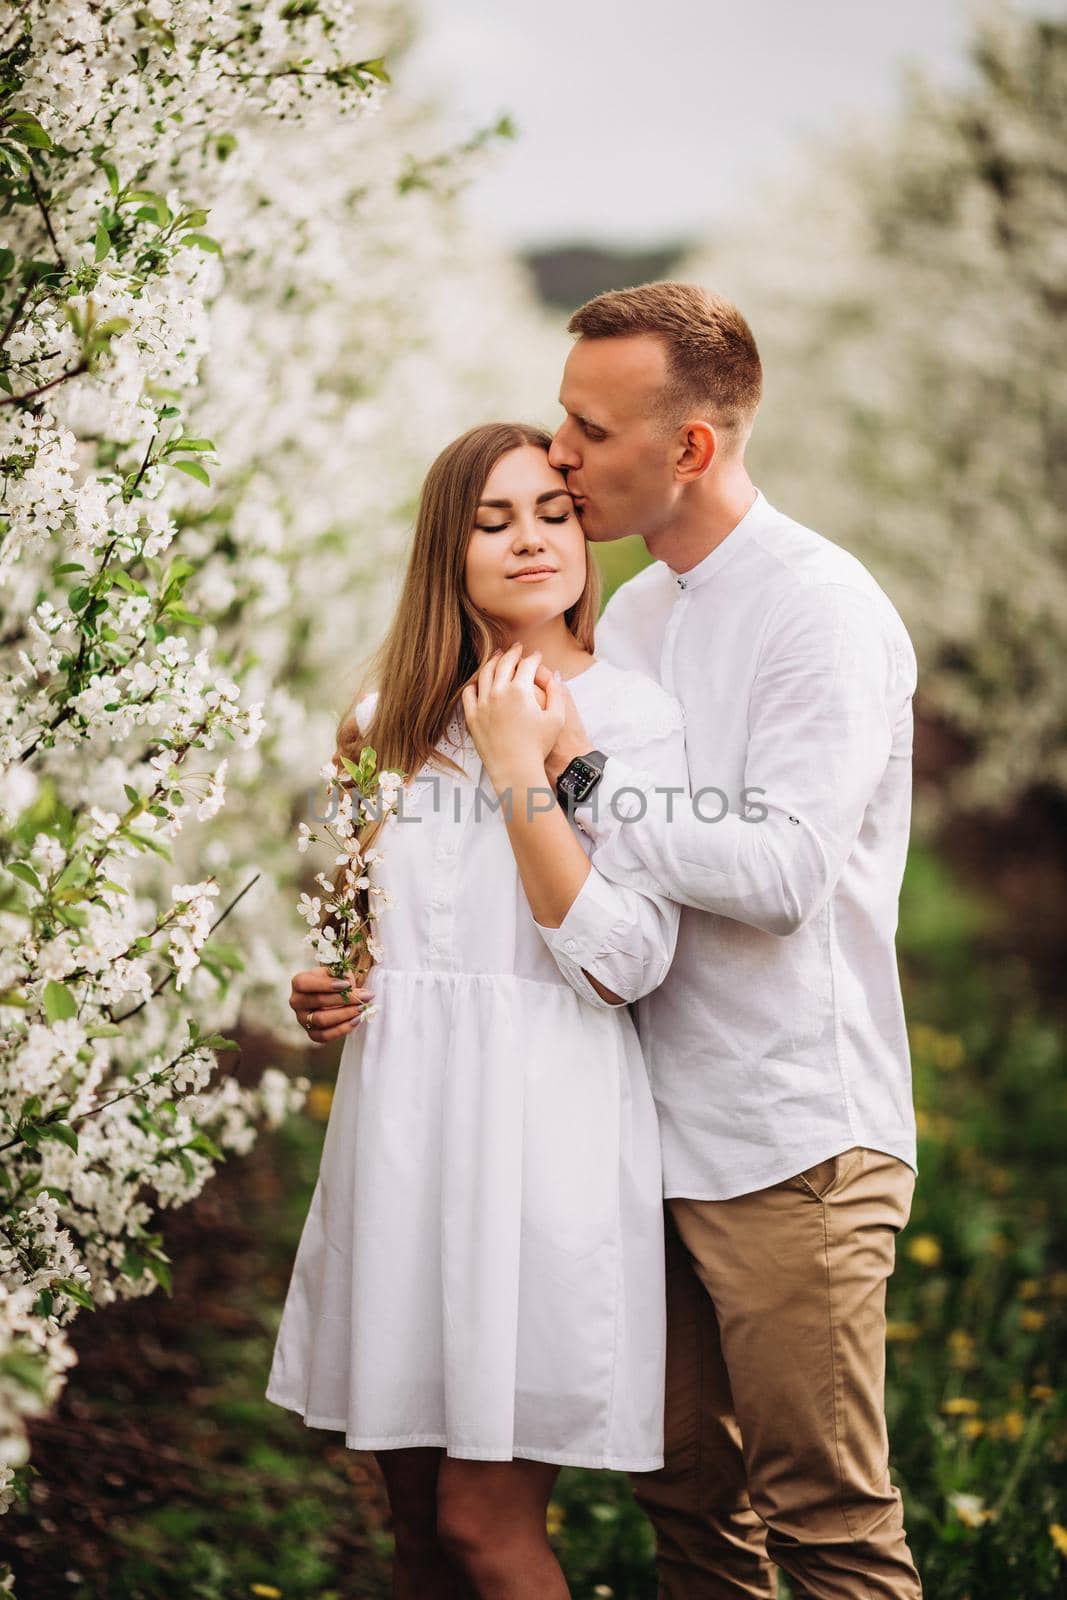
[38,1121,78,1152]
[54,1277,96,1310]
[0,1351,48,1396]
[124,784,140,805]
[165,605,203,628]
[94,221,110,261]
[145,1255,172,1293]
[89,316,129,342]
[86,1023,122,1038]
[181,232,222,255]
[356,56,391,83]
[0,248,14,279]
[199,1033,239,1052]
[110,568,147,595]
[7,113,52,150]
[120,1249,146,1281]
[126,831,172,860]
[185,1131,225,1161]
[170,458,210,486]
[125,190,170,226]
[7,861,41,892]
[101,160,119,197]
[43,979,76,1023]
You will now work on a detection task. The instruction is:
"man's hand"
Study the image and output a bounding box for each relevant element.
[289,966,375,1045]
[462,643,565,790]
[531,662,596,786]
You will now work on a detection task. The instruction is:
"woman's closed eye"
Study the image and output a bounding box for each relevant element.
[476,512,572,533]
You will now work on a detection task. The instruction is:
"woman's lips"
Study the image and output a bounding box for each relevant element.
[508,570,557,582]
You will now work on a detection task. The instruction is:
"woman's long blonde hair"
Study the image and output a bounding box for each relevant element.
[332,421,600,977]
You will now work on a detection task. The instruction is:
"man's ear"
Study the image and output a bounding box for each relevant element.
[675,419,716,483]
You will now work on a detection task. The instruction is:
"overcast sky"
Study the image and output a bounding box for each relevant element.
[403,0,1036,249]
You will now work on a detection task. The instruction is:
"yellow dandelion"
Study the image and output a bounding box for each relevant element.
[306,1082,334,1121]
[1020,1309,1046,1333]
[985,1232,1010,1256]
[545,1502,565,1537]
[886,1321,922,1341]
[933,1033,965,1070]
[1030,1384,1055,1403]
[1017,1279,1041,1301]
[908,1235,942,1268]
[960,1419,985,1440]
[915,1109,930,1134]
[1050,1523,1067,1557]
[948,1329,977,1369]
[1049,1272,1067,1299]
[251,1587,283,1599]
[942,1397,980,1416]
[989,1411,1025,1442]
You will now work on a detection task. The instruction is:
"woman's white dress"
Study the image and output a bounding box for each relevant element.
[266,658,688,1469]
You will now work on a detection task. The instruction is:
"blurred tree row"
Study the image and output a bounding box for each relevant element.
[685,6,1066,826]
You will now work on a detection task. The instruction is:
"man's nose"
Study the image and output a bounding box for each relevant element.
[548,429,578,471]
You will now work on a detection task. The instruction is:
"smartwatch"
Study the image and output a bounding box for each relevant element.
[556,749,608,811]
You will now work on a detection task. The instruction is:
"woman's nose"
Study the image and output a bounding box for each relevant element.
[513,522,546,552]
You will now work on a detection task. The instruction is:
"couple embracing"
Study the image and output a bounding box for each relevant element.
[266,282,924,1599]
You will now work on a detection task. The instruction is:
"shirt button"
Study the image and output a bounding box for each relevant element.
[564,938,578,954]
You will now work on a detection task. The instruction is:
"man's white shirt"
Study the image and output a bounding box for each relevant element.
[541,487,919,1200]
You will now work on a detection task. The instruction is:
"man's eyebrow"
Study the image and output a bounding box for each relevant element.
[477,489,574,509]
[558,402,609,433]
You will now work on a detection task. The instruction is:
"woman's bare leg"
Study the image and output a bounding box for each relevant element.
[374,1447,473,1599]
[436,1457,569,1599]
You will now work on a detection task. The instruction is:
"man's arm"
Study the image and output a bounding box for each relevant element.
[552,583,911,937]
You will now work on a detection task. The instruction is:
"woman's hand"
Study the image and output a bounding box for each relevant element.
[289,965,375,1045]
[461,643,565,788]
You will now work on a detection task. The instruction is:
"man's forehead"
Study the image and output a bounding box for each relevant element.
[559,333,667,423]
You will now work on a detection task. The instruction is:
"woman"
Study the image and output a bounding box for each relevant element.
[266,422,688,1599]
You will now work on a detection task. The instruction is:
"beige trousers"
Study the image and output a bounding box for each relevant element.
[629,1146,922,1600]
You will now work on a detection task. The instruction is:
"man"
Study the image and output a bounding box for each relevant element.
[291,281,922,1598]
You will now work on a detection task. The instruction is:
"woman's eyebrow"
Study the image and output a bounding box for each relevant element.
[478,489,574,509]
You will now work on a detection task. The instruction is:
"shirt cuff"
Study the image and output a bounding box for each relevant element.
[571,755,658,847]
[532,866,631,1008]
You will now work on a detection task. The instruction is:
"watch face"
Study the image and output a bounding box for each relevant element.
[560,757,600,803]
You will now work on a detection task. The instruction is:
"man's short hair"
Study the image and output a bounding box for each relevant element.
[567,281,762,450]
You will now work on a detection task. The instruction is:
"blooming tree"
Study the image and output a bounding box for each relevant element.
[683,6,1067,823]
[0,0,559,1526]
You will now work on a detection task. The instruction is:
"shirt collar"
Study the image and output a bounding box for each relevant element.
[666,487,769,594]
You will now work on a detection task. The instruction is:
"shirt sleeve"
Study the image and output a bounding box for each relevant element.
[530,714,689,1011]
[576,582,914,937]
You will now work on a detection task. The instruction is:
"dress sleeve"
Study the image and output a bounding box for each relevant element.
[530,688,689,1011]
